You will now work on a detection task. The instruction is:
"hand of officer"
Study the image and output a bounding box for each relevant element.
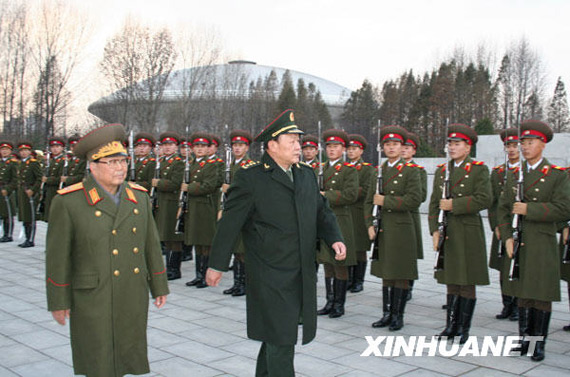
[440,199,453,211]
[373,194,384,206]
[206,268,222,287]
[512,202,527,216]
[60,176,67,183]
[432,231,440,251]
[563,227,569,244]
[154,295,167,309]
[25,189,34,197]
[332,242,346,261]
[505,238,514,258]
[1,189,7,196]
[151,178,159,187]
[217,210,223,220]
[221,183,230,194]
[495,227,501,240]
[368,226,376,241]
[180,183,188,192]
[52,309,70,325]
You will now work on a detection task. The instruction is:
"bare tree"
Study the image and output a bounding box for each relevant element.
[548,77,570,132]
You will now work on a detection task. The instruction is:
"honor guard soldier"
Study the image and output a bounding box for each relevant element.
[45,123,169,377]
[131,132,156,191]
[429,123,491,344]
[206,109,346,377]
[301,134,320,170]
[0,141,18,242]
[365,126,422,331]
[152,132,185,280]
[498,120,570,361]
[61,135,86,187]
[401,132,427,301]
[183,132,223,288]
[317,129,358,318]
[208,133,225,212]
[489,128,521,321]
[42,137,66,221]
[179,137,194,262]
[560,167,570,331]
[346,134,375,293]
[16,141,42,247]
[220,129,254,296]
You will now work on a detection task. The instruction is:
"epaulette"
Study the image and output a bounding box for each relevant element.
[405,162,424,169]
[362,162,372,166]
[493,165,503,170]
[242,161,260,169]
[30,158,37,162]
[57,182,83,195]
[472,160,484,166]
[206,159,215,163]
[216,158,223,163]
[437,163,445,168]
[127,182,148,192]
[552,165,565,171]
[343,162,354,167]
[174,157,181,161]
[299,161,312,168]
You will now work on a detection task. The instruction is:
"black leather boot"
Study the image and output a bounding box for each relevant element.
[329,279,347,318]
[372,286,392,328]
[346,266,355,291]
[317,278,334,315]
[0,218,13,242]
[496,295,513,319]
[232,260,246,296]
[389,288,409,331]
[438,294,461,338]
[509,297,519,321]
[350,261,366,293]
[223,258,238,295]
[514,306,533,356]
[531,309,551,362]
[18,223,34,248]
[457,298,476,344]
[196,255,209,288]
[406,280,414,301]
[167,251,182,280]
[565,285,570,331]
[182,244,193,261]
[186,254,203,286]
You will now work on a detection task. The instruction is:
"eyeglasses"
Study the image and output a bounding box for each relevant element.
[95,158,128,168]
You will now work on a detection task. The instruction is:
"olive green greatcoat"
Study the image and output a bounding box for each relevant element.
[46,176,169,377]
[0,157,18,217]
[134,155,156,191]
[225,156,254,255]
[209,153,344,345]
[409,160,427,260]
[561,169,570,282]
[154,154,184,242]
[364,160,422,280]
[17,157,42,222]
[488,164,512,272]
[63,156,86,187]
[183,157,222,246]
[211,156,224,212]
[317,160,358,266]
[498,159,570,301]
[43,154,65,222]
[429,157,492,286]
[349,159,375,252]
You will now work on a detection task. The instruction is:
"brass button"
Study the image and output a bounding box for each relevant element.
[387,209,392,213]
[460,184,465,187]
[390,191,394,194]
[331,180,336,184]
[134,267,140,274]
[132,227,137,234]
[112,229,117,235]
[465,175,469,178]
[394,181,398,184]
[458,193,463,197]
[334,172,338,175]
[540,178,545,182]
[133,208,139,215]
[112,249,119,256]
[533,198,537,201]
[398,174,403,177]
[197,169,201,173]
[114,270,120,277]
[95,210,102,217]
[133,247,139,254]
[535,188,539,192]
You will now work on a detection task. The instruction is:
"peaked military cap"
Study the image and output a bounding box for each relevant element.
[17,140,33,150]
[48,136,66,147]
[0,140,14,149]
[323,129,349,146]
[405,132,420,149]
[348,134,368,150]
[209,134,221,147]
[520,120,553,143]
[190,132,210,146]
[380,125,408,144]
[301,134,318,149]
[159,131,180,145]
[74,124,127,161]
[499,128,520,144]
[134,132,156,146]
[179,137,191,147]
[230,129,253,145]
[255,109,304,142]
[68,134,81,146]
[447,123,478,145]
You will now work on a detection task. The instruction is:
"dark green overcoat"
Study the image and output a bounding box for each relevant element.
[17,157,42,222]
[63,156,86,187]
[498,159,570,301]
[154,154,184,242]
[225,156,254,255]
[43,154,65,222]
[409,160,427,259]
[317,161,358,266]
[209,153,344,346]
[488,164,511,272]
[45,176,169,377]
[0,157,18,217]
[429,157,491,286]
[134,156,156,191]
[364,160,422,280]
[561,169,570,282]
[349,159,375,252]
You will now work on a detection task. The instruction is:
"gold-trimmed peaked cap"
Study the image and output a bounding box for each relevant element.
[520,120,553,143]
[380,125,409,144]
[254,109,304,142]
[74,123,127,161]
[447,123,478,145]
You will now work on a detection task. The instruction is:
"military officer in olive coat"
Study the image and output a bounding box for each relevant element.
[316,129,358,319]
[46,123,169,377]
[206,109,346,377]
[61,135,87,188]
[16,141,42,247]
[365,126,422,331]
[130,132,156,191]
[41,137,66,222]
[0,141,17,242]
[498,120,570,361]
[560,167,570,331]
[429,124,491,344]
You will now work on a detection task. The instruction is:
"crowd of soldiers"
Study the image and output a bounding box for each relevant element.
[1,117,570,363]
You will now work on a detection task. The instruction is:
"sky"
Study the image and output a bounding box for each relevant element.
[68,0,570,115]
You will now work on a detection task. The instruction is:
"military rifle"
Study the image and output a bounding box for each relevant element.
[150,142,161,215]
[128,130,136,182]
[36,148,50,217]
[317,121,324,191]
[59,151,69,190]
[220,143,232,212]
[434,119,450,271]
[509,123,525,281]
[174,132,190,234]
[370,120,383,258]
[497,145,509,258]
[1,185,12,238]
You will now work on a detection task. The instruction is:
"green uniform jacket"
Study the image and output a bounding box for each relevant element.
[17,157,42,222]
[63,156,86,187]
[45,177,169,377]
[409,160,427,260]
[134,155,156,191]
[211,156,224,213]
[318,160,358,266]
[488,164,512,272]
[349,159,375,252]
[364,160,422,280]
[429,157,491,286]
[184,158,222,246]
[154,154,184,242]
[0,157,18,217]
[225,156,254,255]
[43,154,65,222]
[498,159,570,301]
[209,153,344,346]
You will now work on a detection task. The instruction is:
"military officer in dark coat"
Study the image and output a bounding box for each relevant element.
[206,109,346,377]
[130,132,156,191]
[429,124,491,344]
[46,123,169,377]
[61,135,86,187]
[0,140,17,242]
[498,120,570,361]
[41,137,66,222]
[16,141,42,247]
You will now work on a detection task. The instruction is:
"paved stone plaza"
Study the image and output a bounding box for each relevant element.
[0,221,569,377]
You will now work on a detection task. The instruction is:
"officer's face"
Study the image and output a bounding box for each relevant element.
[90,157,127,191]
[135,144,152,157]
[232,143,249,159]
[0,147,11,158]
[401,145,416,160]
[50,145,63,156]
[19,149,31,159]
[347,146,363,161]
[505,142,520,161]
[326,143,344,161]
[193,144,209,158]
[268,134,301,167]
[208,144,218,156]
[302,146,317,161]
[448,140,471,161]
[521,138,545,163]
[383,141,402,160]
[161,142,178,156]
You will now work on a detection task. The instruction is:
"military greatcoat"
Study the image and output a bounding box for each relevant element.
[349,158,375,252]
[226,156,254,255]
[560,168,570,282]
[317,160,358,266]
[45,176,169,377]
[154,154,184,242]
[428,157,492,286]
[409,160,427,259]
[498,159,570,301]
[364,160,422,280]
[134,155,156,191]
[43,154,65,222]
[63,155,86,187]
[209,153,344,345]
[17,157,42,222]
[0,157,18,217]
[488,163,514,272]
